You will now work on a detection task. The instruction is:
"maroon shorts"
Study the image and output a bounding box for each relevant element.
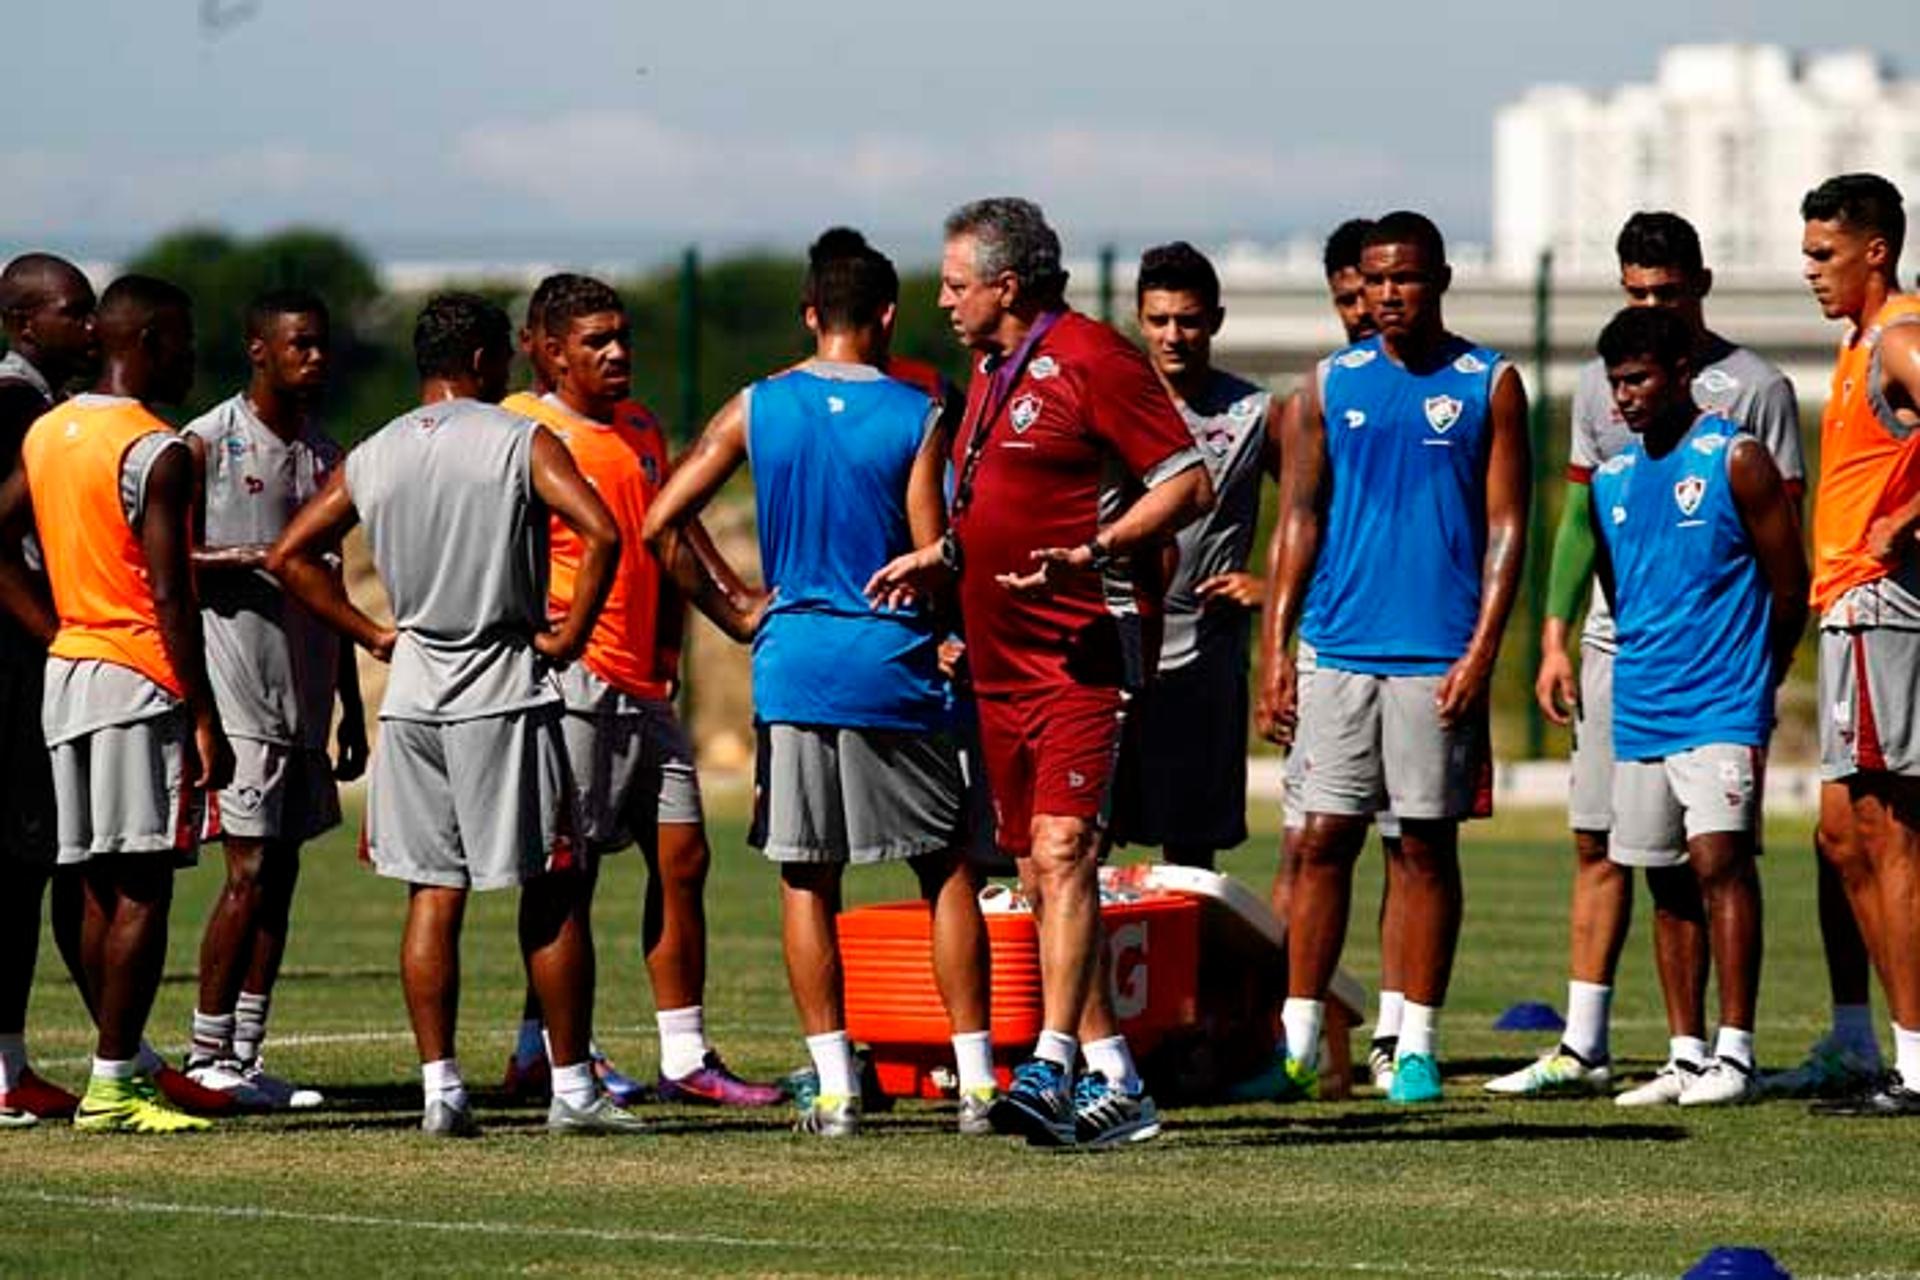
[974,684,1127,856]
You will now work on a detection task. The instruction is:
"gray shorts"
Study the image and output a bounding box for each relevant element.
[365,705,582,891]
[750,724,962,865]
[1610,744,1765,868]
[209,739,341,845]
[561,699,703,855]
[0,646,56,866]
[1295,658,1476,822]
[49,709,203,866]
[1820,625,1920,780]
[1110,643,1248,851]
[1568,643,1615,832]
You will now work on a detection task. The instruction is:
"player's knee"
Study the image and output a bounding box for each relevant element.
[656,831,711,888]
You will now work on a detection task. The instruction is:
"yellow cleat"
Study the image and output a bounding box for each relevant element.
[74,1074,214,1134]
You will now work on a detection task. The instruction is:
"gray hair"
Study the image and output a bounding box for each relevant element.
[944,197,1069,300]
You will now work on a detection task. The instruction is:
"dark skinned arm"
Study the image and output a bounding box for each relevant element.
[528,424,620,664]
[143,443,234,792]
[265,469,395,660]
[0,468,55,643]
[332,637,368,781]
[1256,379,1327,746]
[643,393,764,643]
[1434,365,1531,722]
[1728,437,1810,683]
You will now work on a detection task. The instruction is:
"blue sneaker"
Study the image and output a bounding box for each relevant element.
[1223,1050,1317,1104]
[1072,1072,1161,1145]
[988,1057,1075,1147]
[1387,1052,1443,1104]
[592,1053,649,1108]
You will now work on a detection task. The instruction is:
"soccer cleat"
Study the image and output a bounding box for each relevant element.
[501,1053,551,1104]
[1072,1072,1162,1146]
[780,1051,892,1113]
[1811,1072,1920,1117]
[185,1058,276,1109]
[421,1097,481,1138]
[1224,1050,1317,1104]
[1387,1053,1443,1104]
[239,1060,323,1110]
[794,1093,861,1138]
[987,1057,1075,1147]
[591,1052,649,1108]
[0,1106,36,1130]
[1484,1049,1612,1098]
[548,1092,649,1134]
[73,1075,213,1134]
[1615,1059,1703,1108]
[1763,1034,1883,1100]
[152,1062,240,1116]
[957,1086,999,1136]
[0,1068,80,1119]
[656,1053,783,1108]
[1368,1038,1397,1091]
[1678,1057,1758,1107]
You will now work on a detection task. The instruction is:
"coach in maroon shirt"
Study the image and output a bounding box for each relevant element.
[873,198,1212,1145]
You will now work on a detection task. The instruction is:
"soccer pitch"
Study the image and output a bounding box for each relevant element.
[3,797,1916,1279]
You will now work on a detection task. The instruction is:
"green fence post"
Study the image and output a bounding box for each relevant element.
[677,245,701,443]
[1098,244,1116,325]
[1525,248,1554,760]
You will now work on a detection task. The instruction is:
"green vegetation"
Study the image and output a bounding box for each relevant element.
[2,799,1913,1278]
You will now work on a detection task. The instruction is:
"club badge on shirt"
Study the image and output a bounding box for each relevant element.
[1009,394,1042,434]
[1673,475,1706,518]
[1425,395,1462,434]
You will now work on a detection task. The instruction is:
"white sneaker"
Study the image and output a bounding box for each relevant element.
[1678,1057,1758,1107]
[185,1058,275,1109]
[1484,1050,1612,1097]
[240,1059,323,1110]
[1615,1059,1703,1108]
[1367,1039,1396,1091]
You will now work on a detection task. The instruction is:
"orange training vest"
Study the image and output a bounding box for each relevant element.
[21,397,185,696]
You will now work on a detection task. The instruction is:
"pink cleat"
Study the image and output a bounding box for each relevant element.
[656,1053,783,1108]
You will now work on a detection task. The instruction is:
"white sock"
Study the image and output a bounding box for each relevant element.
[0,1033,25,1092]
[92,1056,135,1083]
[1714,1026,1755,1070]
[1034,1029,1077,1072]
[1894,1023,1920,1089]
[1833,1004,1878,1056]
[1081,1035,1141,1093]
[233,991,270,1063]
[421,1057,468,1109]
[1282,998,1325,1070]
[1398,1002,1440,1060]
[189,1010,235,1065]
[806,1031,857,1100]
[513,1018,546,1067]
[551,1059,597,1108]
[134,1041,166,1076]
[951,1030,995,1094]
[1373,990,1405,1042]
[1562,981,1613,1063]
[657,1005,710,1080]
[1671,1035,1709,1069]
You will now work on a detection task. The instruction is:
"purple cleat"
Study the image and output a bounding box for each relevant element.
[656,1053,784,1108]
[592,1053,651,1108]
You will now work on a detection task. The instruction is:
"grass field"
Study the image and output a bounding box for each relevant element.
[2,793,1916,1279]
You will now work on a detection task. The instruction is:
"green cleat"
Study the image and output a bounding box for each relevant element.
[1387,1053,1443,1104]
[1763,1035,1883,1100]
[1224,1051,1317,1104]
[73,1075,212,1134]
[795,1094,861,1138]
[1483,1050,1612,1097]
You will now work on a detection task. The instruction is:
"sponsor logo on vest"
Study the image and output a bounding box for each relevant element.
[1695,368,1739,399]
[1009,393,1042,434]
[1673,474,1706,517]
[1424,395,1463,433]
[1336,348,1377,369]
[827,395,845,414]
[1029,355,1059,381]
[1453,353,1487,375]
[1344,409,1367,429]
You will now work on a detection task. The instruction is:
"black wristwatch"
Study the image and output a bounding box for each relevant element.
[1084,537,1114,572]
[940,530,963,573]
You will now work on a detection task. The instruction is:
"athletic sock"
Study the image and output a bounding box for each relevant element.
[233,991,270,1063]
[189,1010,236,1066]
[551,1060,597,1109]
[656,1005,710,1080]
[805,1031,857,1100]
[421,1058,468,1111]
[1893,1023,1920,1090]
[1373,990,1405,1042]
[951,1030,995,1095]
[91,1057,135,1084]
[1832,1004,1879,1057]
[1713,1026,1755,1070]
[1034,1030,1078,1072]
[513,1018,547,1068]
[1671,1035,1710,1069]
[1398,1002,1440,1061]
[1282,998,1325,1071]
[1562,981,1613,1063]
[1082,1035,1141,1094]
[0,1033,25,1092]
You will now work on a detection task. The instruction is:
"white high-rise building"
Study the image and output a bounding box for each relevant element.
[1494,45,1920,280]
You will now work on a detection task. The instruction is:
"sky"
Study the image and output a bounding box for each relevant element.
[8,0,1919,266]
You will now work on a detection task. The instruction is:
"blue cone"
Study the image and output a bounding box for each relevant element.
[1682,1246,1793,1279]
[1492,1001,1565,1032]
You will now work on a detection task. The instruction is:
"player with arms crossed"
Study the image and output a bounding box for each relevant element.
[1261,212,1529,1104]
[1588,305,1807,1106]
[268,293,634,1136]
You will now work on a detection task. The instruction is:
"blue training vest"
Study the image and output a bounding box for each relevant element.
[1302,334,1501,675]
[747,364,946,731]
[1592,413,1775,760]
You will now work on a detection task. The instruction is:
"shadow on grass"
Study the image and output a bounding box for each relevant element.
[1168,1110,1687,1149]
